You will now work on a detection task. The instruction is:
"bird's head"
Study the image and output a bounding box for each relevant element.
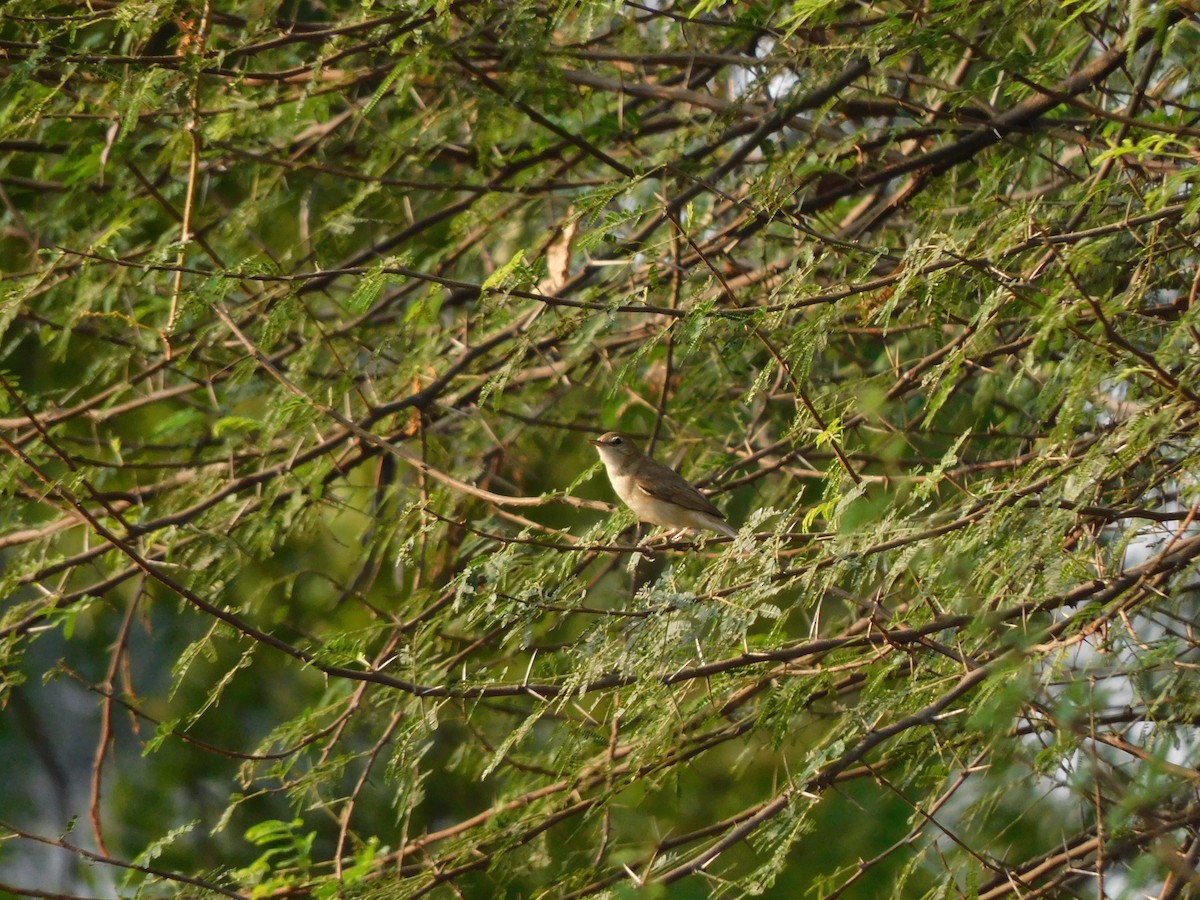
[589,431,642,465]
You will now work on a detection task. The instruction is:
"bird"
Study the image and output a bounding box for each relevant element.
[589,431,737,540]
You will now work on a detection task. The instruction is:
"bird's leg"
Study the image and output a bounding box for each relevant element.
[647,527,700,548]
[640,528,682,549]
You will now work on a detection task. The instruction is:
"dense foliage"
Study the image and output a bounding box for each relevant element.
[2,1,1199,896]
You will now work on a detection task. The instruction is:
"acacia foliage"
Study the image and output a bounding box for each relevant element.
[1,1,1199,897]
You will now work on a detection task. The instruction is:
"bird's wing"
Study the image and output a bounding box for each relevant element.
[633,459,727,519]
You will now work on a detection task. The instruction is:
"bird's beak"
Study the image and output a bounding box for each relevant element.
[588,439,602,447]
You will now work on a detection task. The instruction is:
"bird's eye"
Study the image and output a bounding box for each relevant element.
[609,436,622,445]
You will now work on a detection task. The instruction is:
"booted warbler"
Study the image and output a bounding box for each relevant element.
[590,431,736,539]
